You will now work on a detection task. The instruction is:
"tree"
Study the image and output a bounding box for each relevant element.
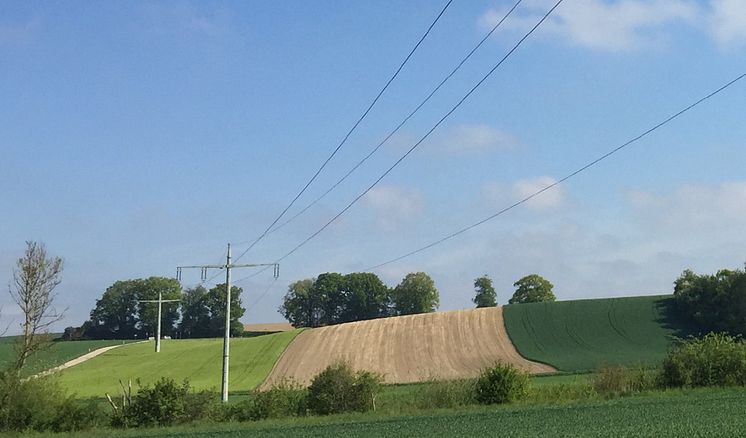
[279,279,316,328]
[673,265,746,335]
[85,277,181,339]
[202,283,245,337]
[339,273,391,323]
[137,277,182,338]
[86,280,140,339]
[178,285,211,338]
[313,273,346,326]
[9,241,64,370]
[509,274,556,304]
[392,272,439,315]
[473,275,497,308]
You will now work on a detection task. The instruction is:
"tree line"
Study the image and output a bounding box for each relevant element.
[65,278,246,340]
[280,272,440,328]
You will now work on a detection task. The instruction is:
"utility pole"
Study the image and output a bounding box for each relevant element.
[177,243,279,402]
[138,291,180,353]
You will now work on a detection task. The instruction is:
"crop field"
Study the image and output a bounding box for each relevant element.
[503,295,692,372]
[262,307,554,388]
[56,330,301,398]
[0,336,131,376]
[62,388,746,437]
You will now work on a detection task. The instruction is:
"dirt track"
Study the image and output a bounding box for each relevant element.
[261,307,554,388]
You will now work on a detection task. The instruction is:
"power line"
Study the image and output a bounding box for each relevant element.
[262,0,525,237]
[366,71,746,271]
[232,0,455,264]
[272,0,565,265]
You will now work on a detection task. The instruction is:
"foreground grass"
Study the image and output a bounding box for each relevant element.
[57,331,301,398]
[0,337,132,377]
[36,387,746,437]
[503,295,692,372]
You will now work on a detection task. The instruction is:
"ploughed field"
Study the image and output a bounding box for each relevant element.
[262,307,554,388]
[503,295,689,372]
[56,331,300,398]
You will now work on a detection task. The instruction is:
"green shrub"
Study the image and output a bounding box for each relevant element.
[114,378,193,427]
[0,371,104,432]
[307,362,383,415]
[418,378,476,409]
[661,333,746,387]
[592,365,657,397]
[239,380,308,421]
[475,362,528,405]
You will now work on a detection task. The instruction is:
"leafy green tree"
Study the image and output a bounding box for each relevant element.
[137,277,182,338]
[279,279,316,328]
[313,273,346,325]
[86,280,140,339]
[202,283,245,337]
[392,272,439,315]
[509,274,556,304]
[178,285,211,338]
[673,266,746,335]
[340,273,391,323]
[473,275,497,308]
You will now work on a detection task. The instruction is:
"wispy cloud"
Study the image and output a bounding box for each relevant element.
[363,185,425,230]
[480,0,698,51]
[483,176,566,211]
[708,0,746,48]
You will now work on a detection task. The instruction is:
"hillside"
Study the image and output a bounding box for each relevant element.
[261,307,554,388]
[0,337,133,377]
[56,330,300,398]
[503,295,690,372]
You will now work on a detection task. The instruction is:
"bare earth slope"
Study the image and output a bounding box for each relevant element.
[262,307,554,388]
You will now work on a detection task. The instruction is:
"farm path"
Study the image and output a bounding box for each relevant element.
[37,341,140,377]
[261,307,554,388]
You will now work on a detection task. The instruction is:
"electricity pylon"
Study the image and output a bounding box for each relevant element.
[177,243,279,402]
[138,291,180,353]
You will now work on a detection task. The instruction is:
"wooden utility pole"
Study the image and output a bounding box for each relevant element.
[177,243,279,402]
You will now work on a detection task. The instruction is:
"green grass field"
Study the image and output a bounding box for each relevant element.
[47,387,746,437]
[0,336,132,377]
[56,331,301,398]
[503,295,692,372]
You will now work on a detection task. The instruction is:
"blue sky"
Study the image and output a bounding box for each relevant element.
[1,0,745,332]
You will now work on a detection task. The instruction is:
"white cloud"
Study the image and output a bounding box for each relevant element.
[708,0,746,48]
[626,181,746,234]
[435,124,519,155]
[480,0,698,51]
[483,176,565,210]
[363,185,425,230]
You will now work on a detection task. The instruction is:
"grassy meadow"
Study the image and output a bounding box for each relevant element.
[0,336,132,377]
[503,295,692,372]
[56,330,301,398]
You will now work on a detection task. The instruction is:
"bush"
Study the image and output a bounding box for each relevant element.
[0,371,104,433]
[114,378,200,428]
[418,378,476,409]
[592,365,657,397]
[661,333,746,388]
[475,362,528,405]
[307,362,383,415]
[233,380,308,421]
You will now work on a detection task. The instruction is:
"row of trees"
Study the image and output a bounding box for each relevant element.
[67,279,245,340]
[280,272,439,328]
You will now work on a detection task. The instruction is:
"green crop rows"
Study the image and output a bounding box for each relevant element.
[0,337,132,377]
[503,295,692,372]
[57,330,301,398]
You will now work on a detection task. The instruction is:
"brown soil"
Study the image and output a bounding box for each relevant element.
[243,322,295,333]
[261,307,554,388]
